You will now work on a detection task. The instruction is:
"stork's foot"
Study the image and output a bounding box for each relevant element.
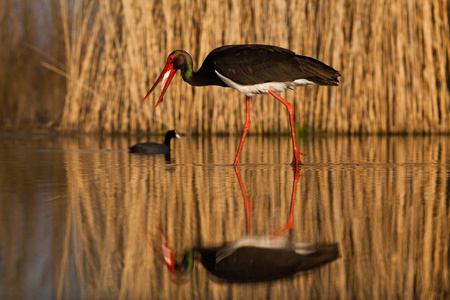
[291,150,306,166]
[270,218,294,239]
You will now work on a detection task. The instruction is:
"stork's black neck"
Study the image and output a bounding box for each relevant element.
[180,53,227,87]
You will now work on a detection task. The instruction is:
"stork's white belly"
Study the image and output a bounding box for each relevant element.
[215,70,317,96]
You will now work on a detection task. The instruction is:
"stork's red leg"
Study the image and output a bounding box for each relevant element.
[270,166,302,238]
[233,96,251,165]
[234,166,251,234]
[268,89,306,165]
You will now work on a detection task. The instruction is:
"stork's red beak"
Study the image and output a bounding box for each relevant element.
[141,63,177,111]
[157,225,176,273]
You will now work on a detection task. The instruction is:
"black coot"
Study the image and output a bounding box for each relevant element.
[129,130,180,154]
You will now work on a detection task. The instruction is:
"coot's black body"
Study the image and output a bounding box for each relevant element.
[129,130,180,154]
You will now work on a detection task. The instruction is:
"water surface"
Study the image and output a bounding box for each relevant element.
[0,133,449,299]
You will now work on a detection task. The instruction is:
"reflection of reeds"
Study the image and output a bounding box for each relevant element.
[58,0,450,134]
[42,135,449,298]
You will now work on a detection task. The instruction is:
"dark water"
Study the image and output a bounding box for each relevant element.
[0,132,449,299]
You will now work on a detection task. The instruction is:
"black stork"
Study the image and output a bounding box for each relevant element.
[128,130,180,154]
[141,44,341,165]
[158,225,339,283]
[155,166,340,283]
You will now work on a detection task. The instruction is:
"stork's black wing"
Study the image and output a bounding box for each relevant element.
[206,44,340,86]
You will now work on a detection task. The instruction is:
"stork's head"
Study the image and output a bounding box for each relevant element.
[141,50,193,110]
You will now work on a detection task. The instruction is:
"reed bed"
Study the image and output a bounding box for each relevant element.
[1,135,447,298]
[0,0,65,128]
[58,0,450,134]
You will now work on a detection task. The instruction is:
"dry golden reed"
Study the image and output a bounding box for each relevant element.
[59,0,450,134]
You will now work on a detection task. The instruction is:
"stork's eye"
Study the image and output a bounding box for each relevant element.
[167,55,174,63]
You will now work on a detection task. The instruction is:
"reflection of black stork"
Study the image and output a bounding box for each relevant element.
[128,130,180,154]
[142,45,341,166]
[157,166,340,283]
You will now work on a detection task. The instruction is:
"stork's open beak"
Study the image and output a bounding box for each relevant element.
[141,63,177,111]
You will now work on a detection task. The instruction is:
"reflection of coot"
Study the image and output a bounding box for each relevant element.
[172,236,339,283]
[128,130,180,154]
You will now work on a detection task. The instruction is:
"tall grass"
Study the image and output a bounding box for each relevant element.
[58,0,449,134]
